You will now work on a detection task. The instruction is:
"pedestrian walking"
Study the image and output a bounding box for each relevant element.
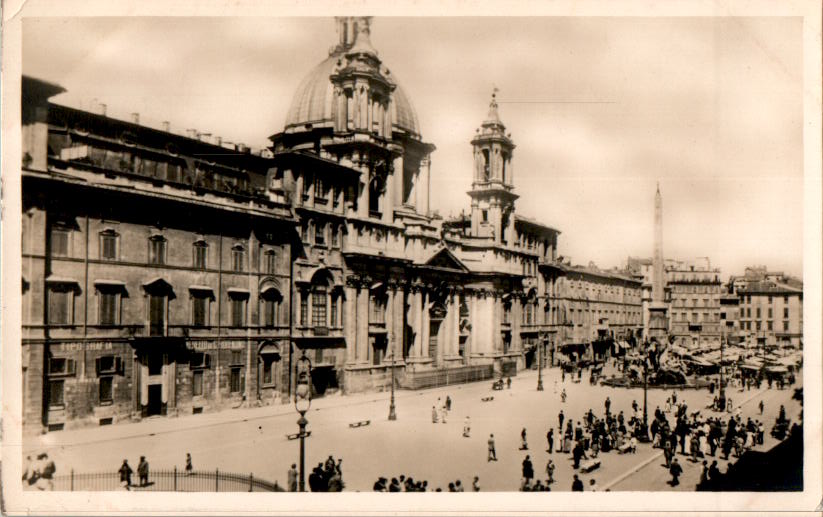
[605,396,611,415]
[547,428,554,453]
[487,434,497,461]
[759,400,764,415]
[441,405,448,423]
[546,459,555,484]
[561,389,567,403]
[663,440,673,468]
[185,453,193,475]
[472,476,480,491]
[118,459,133,488]
[288,464,298,492]
[463,416,471,438]
[34,453,56,491]
[432,405,439,424]
[507,377,512,389]
[522,455,534,482]
[562,369,566,383]
[137,456,149,487]
[22,456,34,485]
[446,395,452,411]
[520,428,529,450]
[571,474,584,491]
[558,410,565,430]
[699,460,709,484]
[669,458,683,486]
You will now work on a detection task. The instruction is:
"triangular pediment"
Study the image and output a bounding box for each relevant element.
[421,247,470,273]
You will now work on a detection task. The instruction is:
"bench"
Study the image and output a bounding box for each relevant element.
[580,459,601,473]
[349,420,371,428]
[286,431,312,441]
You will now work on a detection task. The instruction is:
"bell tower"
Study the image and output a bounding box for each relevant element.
[468,90,519,244]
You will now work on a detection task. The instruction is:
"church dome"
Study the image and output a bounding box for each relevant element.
[283,54,421,139]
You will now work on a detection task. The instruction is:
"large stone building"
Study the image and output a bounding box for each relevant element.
[666,258,724,349]
[20,17,568,432]
[731,266,803,348]
[549,261,643,364]
[22,77,296,433]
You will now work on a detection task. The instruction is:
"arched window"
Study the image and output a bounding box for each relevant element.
[310,270,334,328]
[261,286,282,328]
[231,244,246,272]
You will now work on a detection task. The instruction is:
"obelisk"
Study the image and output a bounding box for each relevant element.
[648,183,668,340]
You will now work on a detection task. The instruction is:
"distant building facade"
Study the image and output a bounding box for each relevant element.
[666,258,723,349]
[731,266,803,348]
[549,261,643,364]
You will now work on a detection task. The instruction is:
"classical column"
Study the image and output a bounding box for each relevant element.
[411,288,422,358]
[468,294,477,362]
[357,167,369,218]
[392,283,404,357]
[420,290,430,358]
[356,281,369,363]
[345,279,358,364]
[392,157,404,208]
[492,294,502,353]
[421,156,431,216]
[383,167,394,224]
[449,291,460,359]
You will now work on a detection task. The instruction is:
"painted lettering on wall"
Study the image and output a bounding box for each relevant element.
[188,341,247,351]
[54,342,114,352]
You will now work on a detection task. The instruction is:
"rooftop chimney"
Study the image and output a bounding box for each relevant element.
[215,136,222,146]
[186,129,198,139]
[97,103,107,117]
[198,132,211,142]
[130,113,140,124]
[162,121,170,132]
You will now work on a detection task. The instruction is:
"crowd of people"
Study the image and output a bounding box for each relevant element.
[307,455,345,492]
[22,453,57,491]
[373,474,481,492]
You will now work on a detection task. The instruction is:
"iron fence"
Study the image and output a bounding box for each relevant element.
[48,468,284,492]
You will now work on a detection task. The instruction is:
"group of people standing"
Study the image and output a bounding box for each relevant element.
[117,456,150,489]
[22,452,57,490]
[307,455,344,492]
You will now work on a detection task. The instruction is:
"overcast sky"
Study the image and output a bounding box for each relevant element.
[22,16,803,279]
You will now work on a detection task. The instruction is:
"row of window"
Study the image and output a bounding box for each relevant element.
[47,284,283,328]
[302,221,343,248]
[740,295,791,305]
[50,227,279,273]
[738,307,789,319]
[45,352,271,408]
[738,320,789,332]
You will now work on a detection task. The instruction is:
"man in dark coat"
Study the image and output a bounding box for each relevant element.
[118,459,133,488]
[547,429,554,453]
[571,474,584,491]
[572,441,587,469]
[522,455,534,482]
[669,458,683,486]
[137,456,149,487]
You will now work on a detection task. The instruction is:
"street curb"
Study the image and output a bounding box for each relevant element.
[601,386,768,491]
[28,369,543,450]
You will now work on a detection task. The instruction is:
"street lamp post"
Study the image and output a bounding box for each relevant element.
[294,351,312,492]
[537,336,544,391]
[718,329,726,411]
[388,349,397,420]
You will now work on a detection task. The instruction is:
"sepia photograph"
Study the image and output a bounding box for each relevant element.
[2,1,821,514]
